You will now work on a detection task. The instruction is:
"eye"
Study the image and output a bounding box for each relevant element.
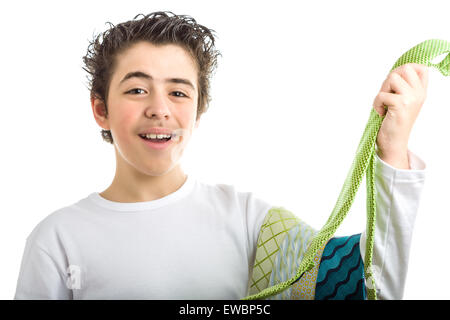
[171,91,188,98]
[126,88,146,95]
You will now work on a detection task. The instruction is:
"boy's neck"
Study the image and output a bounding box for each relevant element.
[99,166,188,203]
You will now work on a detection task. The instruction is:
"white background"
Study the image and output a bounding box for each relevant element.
[1,0,449,299]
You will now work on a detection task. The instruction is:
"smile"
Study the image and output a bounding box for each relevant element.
[138,134,173,150]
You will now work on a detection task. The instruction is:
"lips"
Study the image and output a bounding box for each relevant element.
[139,127,173,135]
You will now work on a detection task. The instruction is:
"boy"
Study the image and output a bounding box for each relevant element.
[14,11,427,299]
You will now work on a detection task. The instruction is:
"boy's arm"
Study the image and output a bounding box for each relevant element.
[364,62,428,299]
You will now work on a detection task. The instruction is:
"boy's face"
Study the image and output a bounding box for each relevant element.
[92,41,199,177]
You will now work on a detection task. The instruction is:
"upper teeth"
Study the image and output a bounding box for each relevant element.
[142,133,171,139]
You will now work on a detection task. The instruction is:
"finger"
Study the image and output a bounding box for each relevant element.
[380,71,410,95]
[373,91,402,116]
[408,63,429,90]
[402,64,423,90]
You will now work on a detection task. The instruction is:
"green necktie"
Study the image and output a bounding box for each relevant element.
[243,39,450,300]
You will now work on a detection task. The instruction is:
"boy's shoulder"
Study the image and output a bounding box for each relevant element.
[196,178,273,213]
[24,199,83,249]
[197,179,253,201]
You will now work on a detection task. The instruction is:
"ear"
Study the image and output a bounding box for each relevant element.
[91,96,110,130]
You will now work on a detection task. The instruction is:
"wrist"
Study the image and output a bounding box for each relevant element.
[376,148,410,169]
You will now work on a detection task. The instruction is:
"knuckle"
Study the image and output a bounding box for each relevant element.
[388,72,398,81]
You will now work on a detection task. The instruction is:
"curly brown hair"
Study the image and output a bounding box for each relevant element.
[82,11,222,144]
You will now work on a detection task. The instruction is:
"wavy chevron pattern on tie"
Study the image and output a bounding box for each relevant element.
[315,234,366,300]
[243,39,450,300]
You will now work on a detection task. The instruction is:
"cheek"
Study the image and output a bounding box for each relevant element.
[111,108,138,142]
[182,105,197,129]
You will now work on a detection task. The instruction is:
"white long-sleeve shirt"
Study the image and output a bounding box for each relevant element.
[13,151,425,300]
[360,150,425,299]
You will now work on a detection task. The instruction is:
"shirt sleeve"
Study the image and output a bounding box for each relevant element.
[359,149,426,300]
[14,238,72,300]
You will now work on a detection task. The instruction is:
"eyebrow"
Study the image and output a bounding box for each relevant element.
[119,71,196,91]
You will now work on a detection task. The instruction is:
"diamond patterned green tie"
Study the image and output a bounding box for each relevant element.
[243,39,450,300]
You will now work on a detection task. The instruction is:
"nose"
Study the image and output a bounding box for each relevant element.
[144,88,171,120]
